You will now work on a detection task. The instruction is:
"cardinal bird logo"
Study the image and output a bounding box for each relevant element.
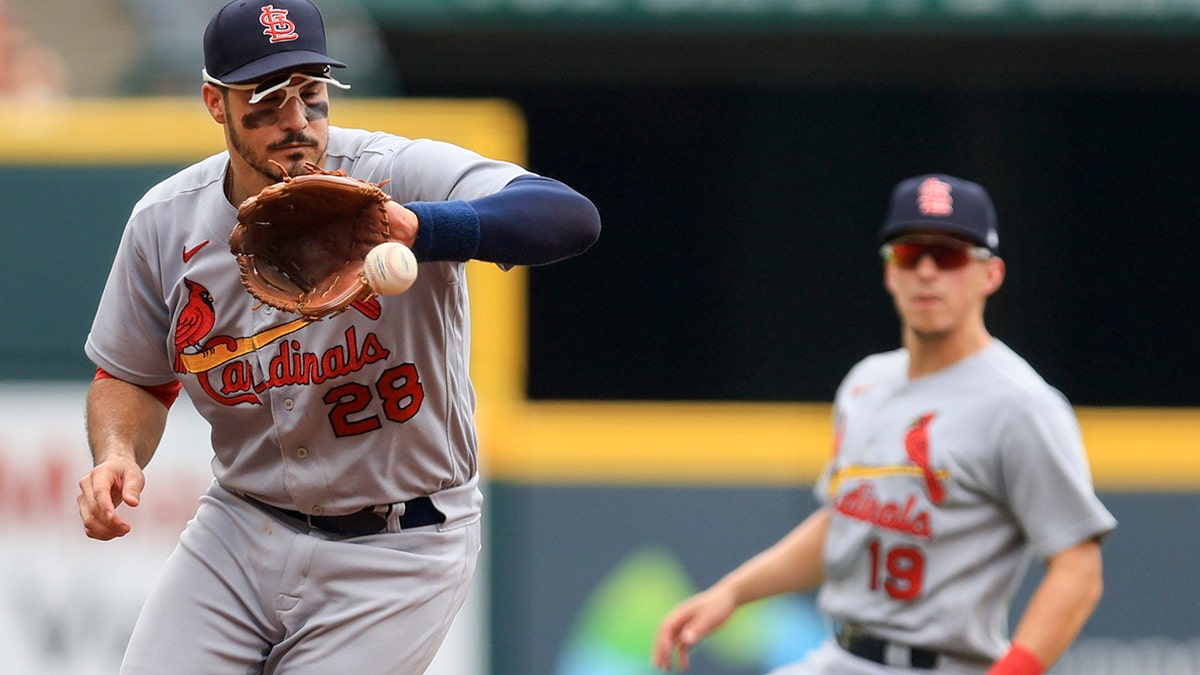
[904,413,946,504]
[174,278,217,373]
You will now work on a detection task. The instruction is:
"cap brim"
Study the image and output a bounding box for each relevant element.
[880,220,990,248]
[219,51,347,84]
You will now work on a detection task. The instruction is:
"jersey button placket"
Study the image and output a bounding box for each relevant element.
[296,447,308,459]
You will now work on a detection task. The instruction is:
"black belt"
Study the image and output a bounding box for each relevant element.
[837,624,940,670]
[244,494,445,537]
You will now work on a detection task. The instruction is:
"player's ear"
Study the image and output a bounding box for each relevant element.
[982,256,1006,296]
[883,261,898,295]
[202,84,227,124]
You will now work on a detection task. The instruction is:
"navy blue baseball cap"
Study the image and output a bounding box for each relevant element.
[204,0,346,84]
[879,174,1000,252]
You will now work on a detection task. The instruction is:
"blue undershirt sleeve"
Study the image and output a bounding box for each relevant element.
[406,175,600,265]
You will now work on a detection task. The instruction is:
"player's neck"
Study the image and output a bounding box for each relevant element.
[903,323,993,379]
[223,164,255,207]
[224,166,276,208]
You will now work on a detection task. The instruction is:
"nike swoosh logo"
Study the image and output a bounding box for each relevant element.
[183,241,210,263]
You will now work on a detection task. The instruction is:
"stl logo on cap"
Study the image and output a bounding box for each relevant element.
[917,177,953,217]
[260,5,299,43]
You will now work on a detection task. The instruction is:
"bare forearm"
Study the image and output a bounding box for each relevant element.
[1009,539,1104,668]
[78,376,168,539]
[86,376,168,467]
[716,507,830,605]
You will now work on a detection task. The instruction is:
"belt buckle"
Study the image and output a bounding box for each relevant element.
[309,504,391,536]
[835,621,869,649]
[836,621,939,671]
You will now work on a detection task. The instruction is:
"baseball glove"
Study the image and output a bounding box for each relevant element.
[229,161,394,318]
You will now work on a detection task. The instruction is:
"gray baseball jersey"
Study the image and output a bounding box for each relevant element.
[815,340,1116,662]
[85,125,529,523]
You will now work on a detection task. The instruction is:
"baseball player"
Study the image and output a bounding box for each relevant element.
[652,175,1116,675]
[75,1,599,673]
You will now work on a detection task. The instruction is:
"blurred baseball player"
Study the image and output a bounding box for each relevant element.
[76,1,599,672]
[652,175,1115,675]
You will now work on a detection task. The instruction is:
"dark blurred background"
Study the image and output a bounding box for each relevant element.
[377,10,1200,406]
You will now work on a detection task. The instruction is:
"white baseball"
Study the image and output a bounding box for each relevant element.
[363,242,418,295]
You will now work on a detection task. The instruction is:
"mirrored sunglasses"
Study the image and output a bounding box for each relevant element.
[202,67,350,107]
[880,241,993,270]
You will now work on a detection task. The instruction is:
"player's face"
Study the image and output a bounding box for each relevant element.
[213,73,331,183]
[883,235,1004,341]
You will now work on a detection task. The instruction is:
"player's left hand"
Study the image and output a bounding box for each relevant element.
[229,161,403,318]
[77,456,145,540]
